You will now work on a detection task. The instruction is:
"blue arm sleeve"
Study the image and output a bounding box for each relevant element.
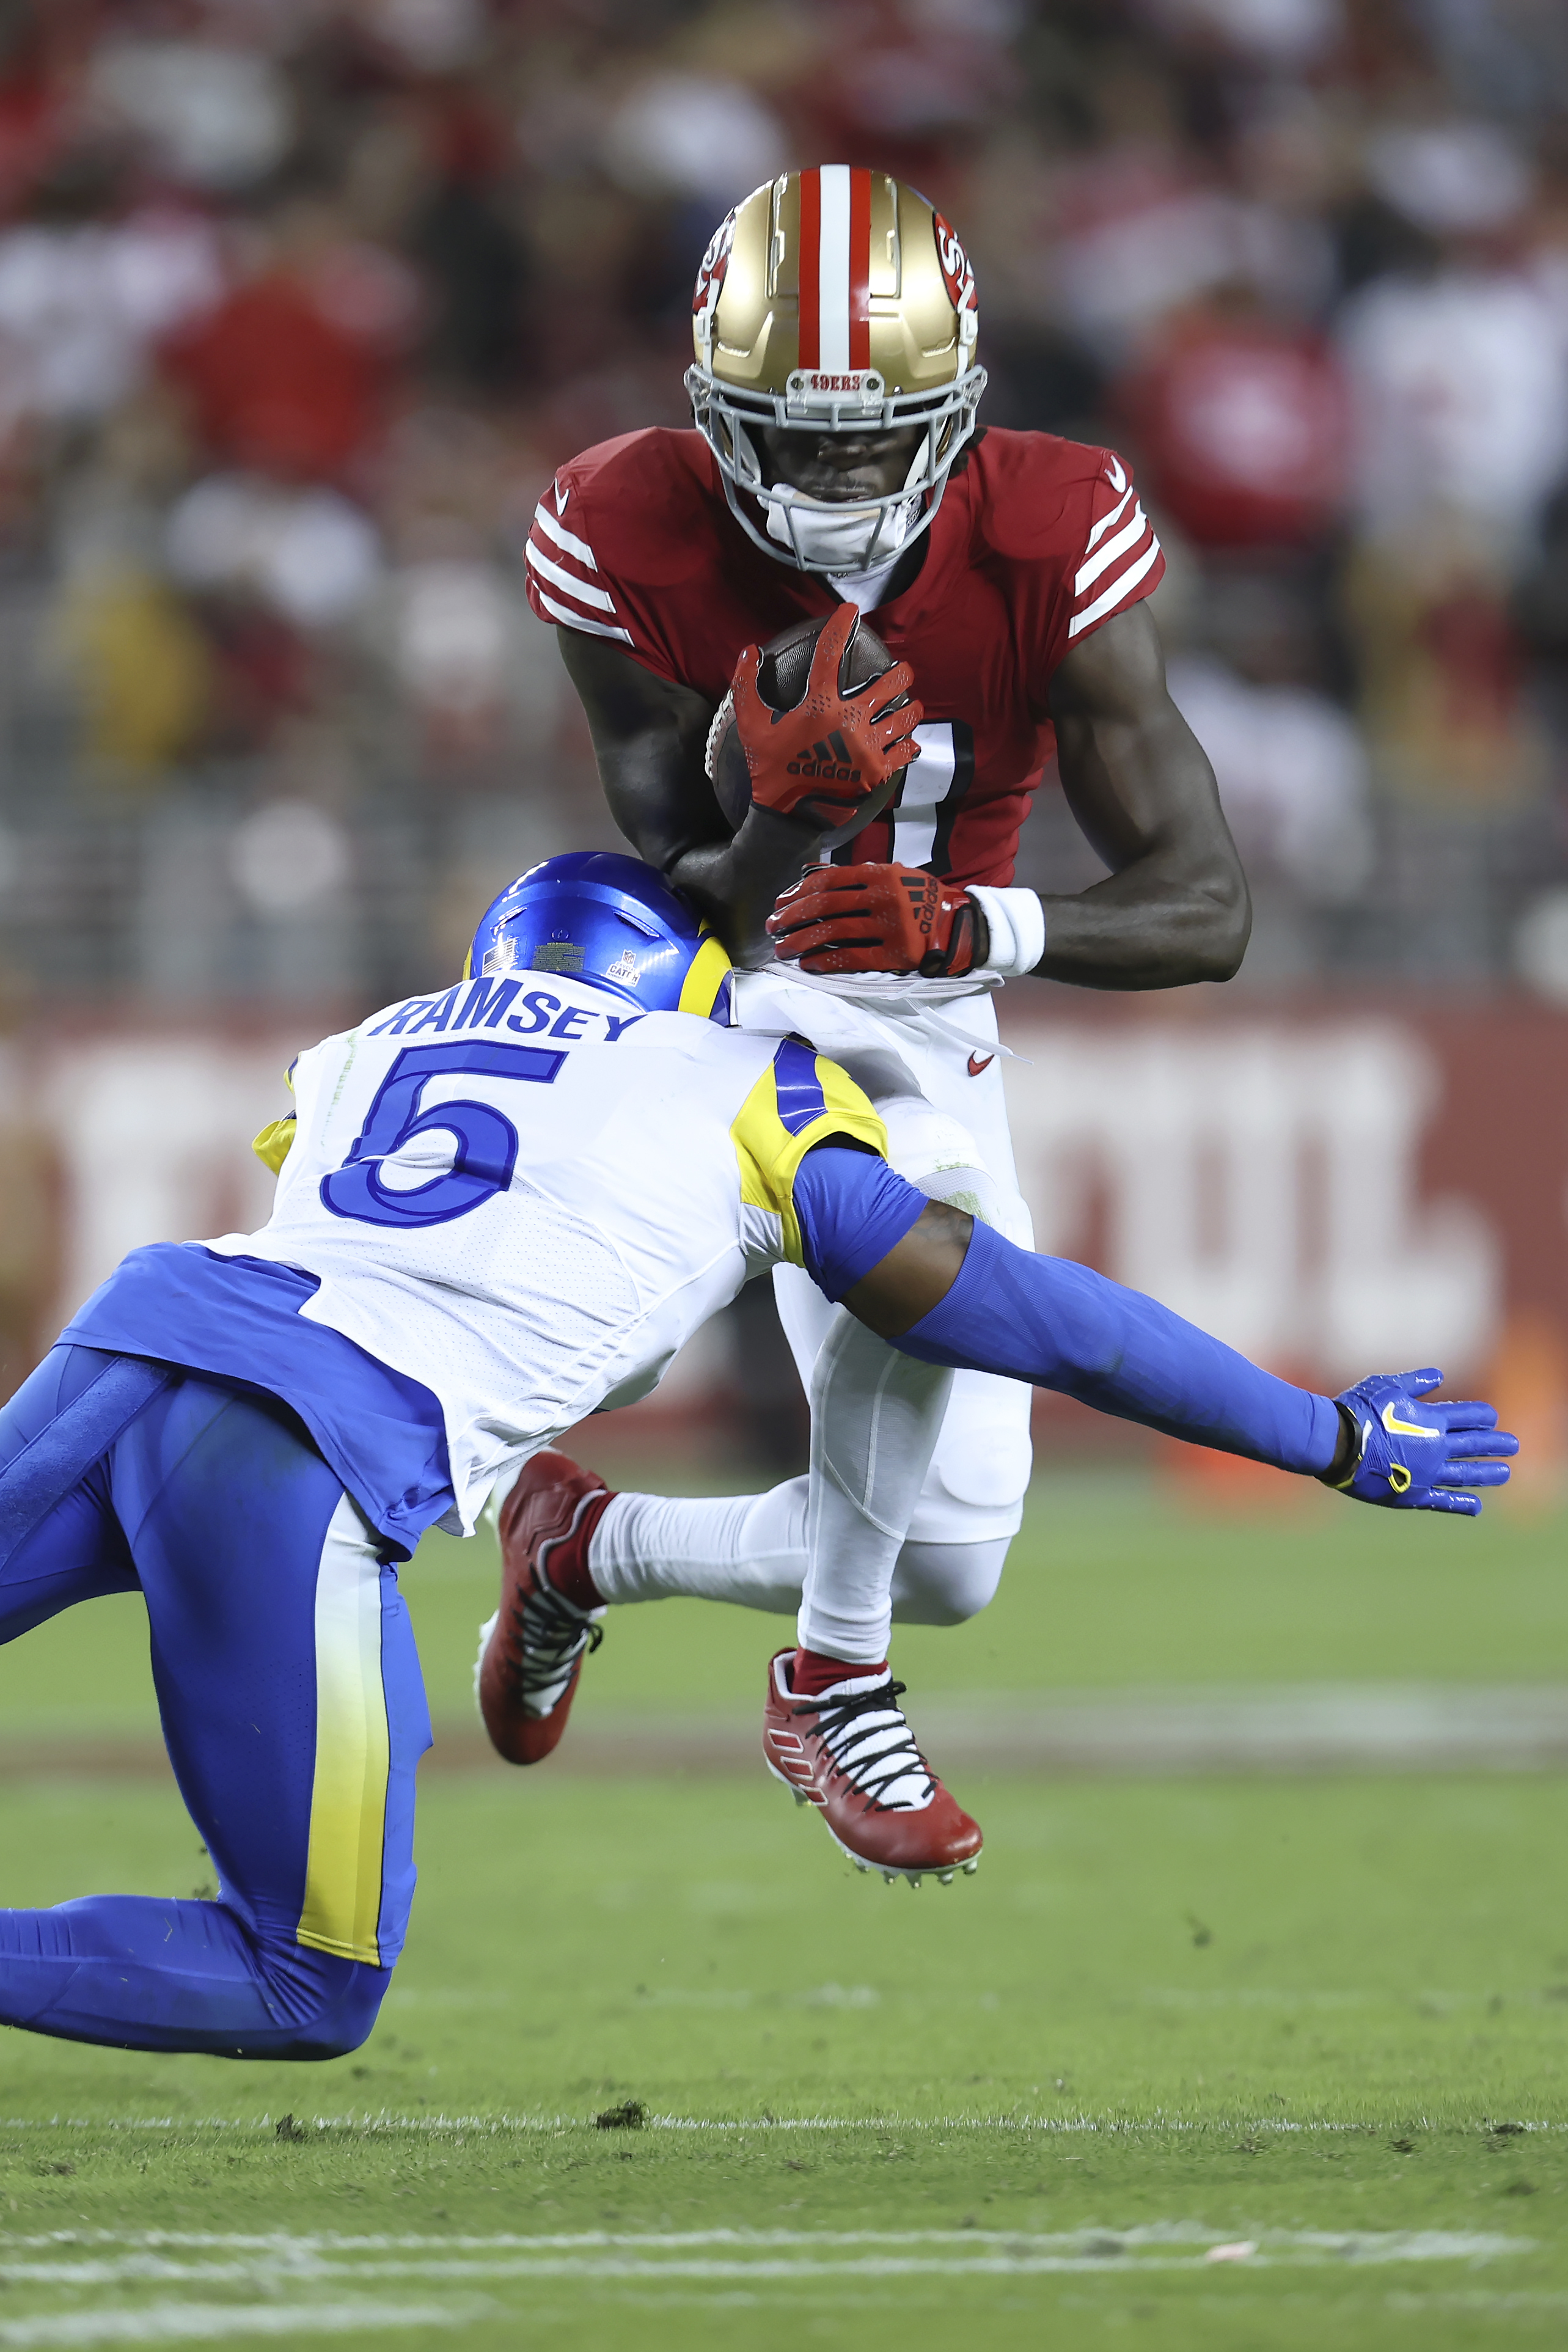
[791,1145,928,1302]
[895,1217,1342,1477]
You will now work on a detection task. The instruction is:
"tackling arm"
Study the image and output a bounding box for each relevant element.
[555,629,828,964]
[789,1149,1516,1512]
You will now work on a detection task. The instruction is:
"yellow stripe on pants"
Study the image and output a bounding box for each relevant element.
[298,1495,390,1965]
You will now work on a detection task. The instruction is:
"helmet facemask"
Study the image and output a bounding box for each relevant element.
[686,359,986,577]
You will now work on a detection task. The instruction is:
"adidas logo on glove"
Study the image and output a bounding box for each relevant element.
[785,729,862,783]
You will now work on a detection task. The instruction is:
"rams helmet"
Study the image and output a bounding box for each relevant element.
[466,852,731,1020]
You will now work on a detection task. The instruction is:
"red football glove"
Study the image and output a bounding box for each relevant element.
[731,603,922,833]
[767,862,984,978]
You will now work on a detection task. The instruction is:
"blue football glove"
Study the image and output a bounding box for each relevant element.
[1325,1368,1518,1516]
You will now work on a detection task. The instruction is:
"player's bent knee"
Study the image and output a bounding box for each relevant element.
[280,1963,390,2060]
[250,1938,392,2061]
[891,1536,1010,1627]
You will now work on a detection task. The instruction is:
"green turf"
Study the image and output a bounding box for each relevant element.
[5,1468,1563,1746]
[1,1775,1567,2346]
[0,1472,1566,2347]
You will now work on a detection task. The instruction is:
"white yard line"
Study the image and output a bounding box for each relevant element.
[10,2112,1558,2134]
[0,2229,1529,2273]
[10,2284,1564,2343]
[1,2255,1484,2282]
[0,2229,1531,2343]
[0,2304,476,2348]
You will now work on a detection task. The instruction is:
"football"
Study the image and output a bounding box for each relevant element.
[705,611,912,852]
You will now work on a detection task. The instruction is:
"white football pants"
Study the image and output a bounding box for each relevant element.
[586,990,1035,1662]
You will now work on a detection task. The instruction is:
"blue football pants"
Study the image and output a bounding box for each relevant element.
[0,1346,431,2059]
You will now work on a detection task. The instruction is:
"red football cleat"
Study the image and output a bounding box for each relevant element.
[475,1451,612,1766]
[761,1649,983,1885]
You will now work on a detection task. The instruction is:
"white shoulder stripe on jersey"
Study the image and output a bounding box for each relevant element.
[1083,481,1134,555]
[1066,535,1162,639]
[817,163,853,373]
[533,586,634,644]
[526,540,620,614]
[1075,504,1148,598]
[532,500,598,569]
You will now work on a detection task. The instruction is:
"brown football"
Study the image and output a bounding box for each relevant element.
[706,611,910,852]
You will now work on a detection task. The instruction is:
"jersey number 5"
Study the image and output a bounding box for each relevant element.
[320,1041,565,1228]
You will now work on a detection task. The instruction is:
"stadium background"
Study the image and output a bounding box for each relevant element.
[1,5,1568,2348]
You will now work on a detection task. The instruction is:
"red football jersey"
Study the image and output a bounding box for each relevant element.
[525,425,1164,888]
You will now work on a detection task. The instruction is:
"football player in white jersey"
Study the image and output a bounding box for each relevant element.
[0,855,1512,2057]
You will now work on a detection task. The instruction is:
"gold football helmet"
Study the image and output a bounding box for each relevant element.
[686,167,986,575]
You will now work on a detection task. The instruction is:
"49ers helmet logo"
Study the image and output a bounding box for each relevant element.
[692,208,736,339]
[932,213,976,318]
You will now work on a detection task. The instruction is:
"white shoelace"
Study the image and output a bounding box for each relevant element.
[799,1677,935,1812]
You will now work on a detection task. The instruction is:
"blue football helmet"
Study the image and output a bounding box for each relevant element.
[465,852,732,1019]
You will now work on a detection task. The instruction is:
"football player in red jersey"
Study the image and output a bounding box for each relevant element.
[511,168,1248,1879]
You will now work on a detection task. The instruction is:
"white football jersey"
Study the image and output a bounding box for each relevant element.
[207,972,885,1534]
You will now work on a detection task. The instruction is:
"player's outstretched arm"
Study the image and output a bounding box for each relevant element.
[555,628,851,964]
[1043,602,1252,991]
[792,1150,1517,1511]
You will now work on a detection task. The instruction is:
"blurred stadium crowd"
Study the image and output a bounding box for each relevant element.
[0,0,1566,1010]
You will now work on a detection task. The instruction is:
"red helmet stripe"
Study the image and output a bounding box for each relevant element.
[848,166,872,370]
[797,168,821,368]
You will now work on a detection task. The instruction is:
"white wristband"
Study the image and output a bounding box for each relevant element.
[969,885,1046,978]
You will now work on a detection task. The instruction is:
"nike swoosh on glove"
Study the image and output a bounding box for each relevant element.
[732,603,921,833]
[1324,1368,1518,1515]
[768,862,983,978]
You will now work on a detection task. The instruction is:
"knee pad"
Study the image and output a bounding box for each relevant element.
[256,1938,391,2060]
[891,1536,1011,1626]
[904,1370,1033,1546]
[290,1963,389,2060]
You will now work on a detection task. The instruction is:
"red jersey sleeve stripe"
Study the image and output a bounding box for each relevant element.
[530,584,632,645]
[1067,533,1163,640]
[532,499,598,570]
[1083,480,1134,553]
[1075,502,1149,597]
[797,167,821,368]
[526,537,620,615]
[848,166,872,372]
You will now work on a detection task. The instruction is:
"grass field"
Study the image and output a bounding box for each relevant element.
[0,1465,1566,2348]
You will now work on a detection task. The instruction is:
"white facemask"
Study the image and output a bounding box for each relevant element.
[764,491,918,575]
